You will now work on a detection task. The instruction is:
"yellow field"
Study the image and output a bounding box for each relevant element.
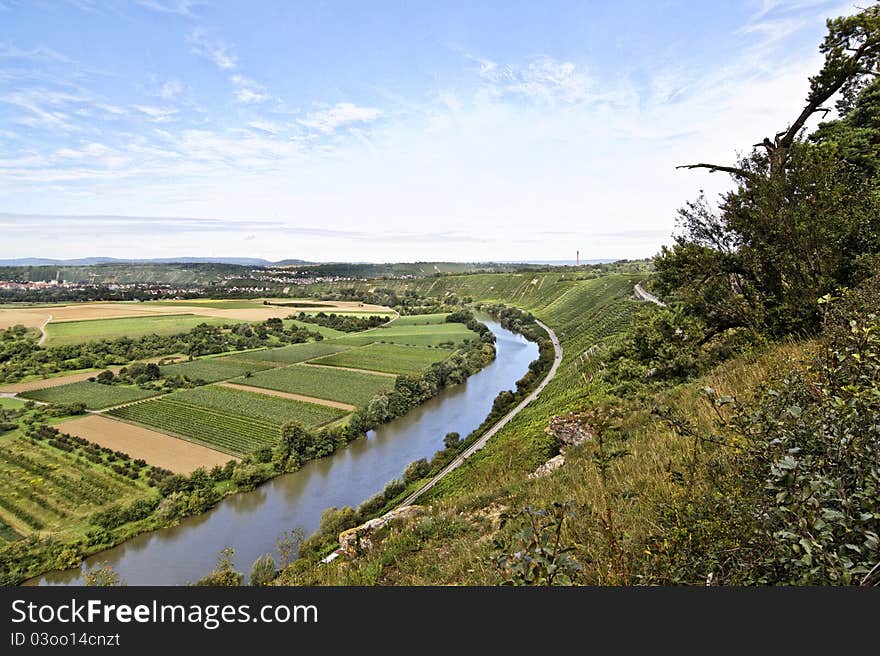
[0,299,394,330]
[60,414,236,474]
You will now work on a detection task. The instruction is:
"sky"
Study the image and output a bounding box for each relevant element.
[0,0,863,262]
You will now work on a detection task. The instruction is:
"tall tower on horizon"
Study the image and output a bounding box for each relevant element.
[576,250,579,266]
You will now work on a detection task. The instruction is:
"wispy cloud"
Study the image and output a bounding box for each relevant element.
[189,27,237,70]
[136,0,201,17]
[297,102,383,134]
[231,75,269,104]
[477,55,592,104]
[133,104,179,123]
[0,42,75,64]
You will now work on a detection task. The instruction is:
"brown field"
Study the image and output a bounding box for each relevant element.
[217,381,356,410]
[60,414,235,474]
[0,300,394,330]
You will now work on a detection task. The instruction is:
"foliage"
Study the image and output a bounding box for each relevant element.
[249,553,277,586]
[194,547,244,586]
[491,502,580,585]
[83,563,124,586]
[292,311,388,332]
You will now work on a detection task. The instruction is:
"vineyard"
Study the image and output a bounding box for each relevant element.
[236,341,352,364]
[237,363,396,406]
[19,381,159,409]
[108,397,282,456]
[170,385,346,427]
[0,433,151,535]
[311,343,454,375]
[159,356,273,383]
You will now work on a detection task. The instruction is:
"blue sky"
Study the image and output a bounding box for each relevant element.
[0,0,861,262]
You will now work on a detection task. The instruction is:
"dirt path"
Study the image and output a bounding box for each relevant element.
[634,283,666,307]
[301,361,398,378]
[217,382,356,411]
[37,314,52,346]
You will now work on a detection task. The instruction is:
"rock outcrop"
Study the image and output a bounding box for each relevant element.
[338,505,426,558]
[546,412,593,448]
[528,413,594,479]
[528,454,565,479]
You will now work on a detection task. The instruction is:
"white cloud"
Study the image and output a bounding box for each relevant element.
[133,105,179,123]
[230,75,269,104]
[297,102,383,134]
[189,27,237,70]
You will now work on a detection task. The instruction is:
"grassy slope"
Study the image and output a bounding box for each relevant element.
[279,272,813,584]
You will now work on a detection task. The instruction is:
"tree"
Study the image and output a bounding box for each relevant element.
[278,421,311,461]
[679,4,880,178]
[403,458,430,484]
[194,547,243,586]
[249,553,277,586]
[83,563,123,586]
[276,528,305,568]
[443,431,461,449]
[658,5,880,338]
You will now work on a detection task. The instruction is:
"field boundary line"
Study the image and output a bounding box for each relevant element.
[215,382,356,411]
[300,361,399,378]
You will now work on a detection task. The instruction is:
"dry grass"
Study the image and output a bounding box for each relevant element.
[284,339,816,585]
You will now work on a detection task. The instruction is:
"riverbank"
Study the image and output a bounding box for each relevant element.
[26,319,535,585]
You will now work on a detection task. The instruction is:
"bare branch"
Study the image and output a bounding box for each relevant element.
[676,163,755,180]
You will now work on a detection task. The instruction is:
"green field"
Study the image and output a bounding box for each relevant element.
[391,313,451,325]
[19,381,159,409]
[171,385,346,427]
[108,398,280,456]
[44,314,243,345]
[0,398,27,410]
[160,356,273,383]
[0,434,150,535]
[312,343,453,375]
[234,341,352,365]
[335,322,476,347]
[237,364,395,406]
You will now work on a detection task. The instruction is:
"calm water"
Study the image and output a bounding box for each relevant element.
[29,319,537,585]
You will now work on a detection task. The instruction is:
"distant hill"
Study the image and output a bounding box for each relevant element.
[0,257,311,267]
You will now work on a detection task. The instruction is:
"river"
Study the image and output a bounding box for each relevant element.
[28,319,537,585]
